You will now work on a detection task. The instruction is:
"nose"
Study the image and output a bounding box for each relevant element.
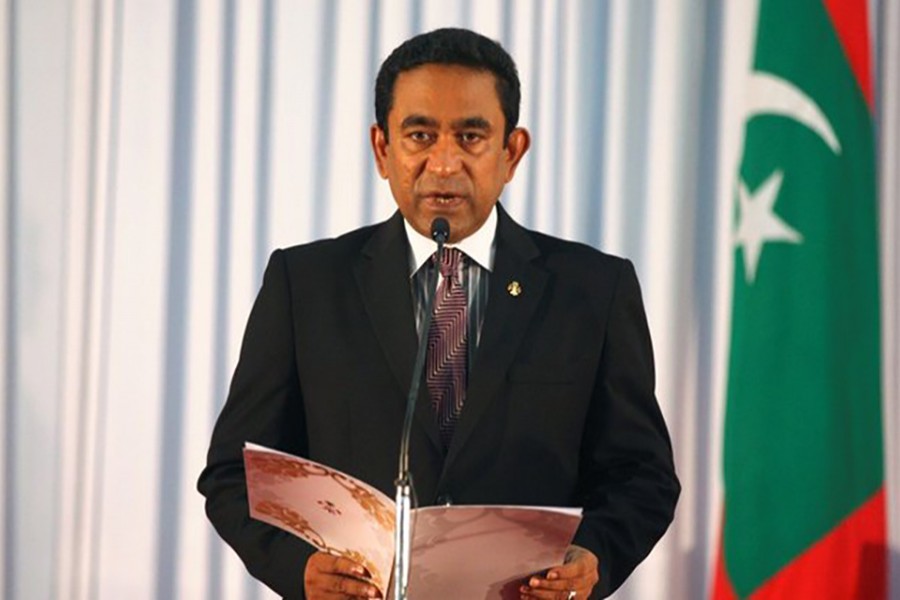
[425,137,463,176]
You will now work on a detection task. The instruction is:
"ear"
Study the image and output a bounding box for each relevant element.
[370,124,390,179]
[503,127,531,183]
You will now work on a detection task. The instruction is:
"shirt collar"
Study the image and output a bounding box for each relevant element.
[405,205,498,276]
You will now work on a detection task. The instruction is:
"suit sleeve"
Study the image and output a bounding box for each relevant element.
[572,259,680,598]
[197,249,315,599]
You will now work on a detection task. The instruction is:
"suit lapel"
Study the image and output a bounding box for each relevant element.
[353,212,443,452]
[443,207,548,470]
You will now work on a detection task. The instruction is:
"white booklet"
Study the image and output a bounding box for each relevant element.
[243,442,582,599]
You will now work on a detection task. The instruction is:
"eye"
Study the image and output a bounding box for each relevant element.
[408,131,433,144]
[459,131,484,145]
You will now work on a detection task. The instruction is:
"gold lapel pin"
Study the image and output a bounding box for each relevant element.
[507,280,522,297]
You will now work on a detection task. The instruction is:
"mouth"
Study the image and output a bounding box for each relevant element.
[430,195,462,205]
[421,192,467,207]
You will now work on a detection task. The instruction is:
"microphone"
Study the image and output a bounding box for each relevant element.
[431,217,450,245]
[394,218,449,599]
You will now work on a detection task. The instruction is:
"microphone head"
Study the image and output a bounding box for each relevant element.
[431,218,450,244]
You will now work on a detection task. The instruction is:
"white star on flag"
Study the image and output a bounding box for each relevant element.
[735,169,803,284]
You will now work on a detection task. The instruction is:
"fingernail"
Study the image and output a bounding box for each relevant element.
[548,571,559,580]
[353,566,365,576]
[530,577,540,587]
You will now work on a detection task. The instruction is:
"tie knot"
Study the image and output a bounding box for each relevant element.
[435,247,465,280]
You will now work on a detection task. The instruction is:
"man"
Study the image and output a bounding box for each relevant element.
[199,28,679,600]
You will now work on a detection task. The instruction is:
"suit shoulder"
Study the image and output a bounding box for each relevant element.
[275,221,383,267]
[528,230,633,278]
[523,229,647,327]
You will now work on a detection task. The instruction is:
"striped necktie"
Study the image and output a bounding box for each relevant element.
[426,248,467,451]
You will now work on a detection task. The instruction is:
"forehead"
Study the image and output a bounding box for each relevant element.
[389,64,503,124]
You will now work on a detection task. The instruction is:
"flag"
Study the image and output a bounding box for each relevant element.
[713,0,885,598]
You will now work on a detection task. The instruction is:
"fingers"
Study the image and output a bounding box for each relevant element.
[323,554,370,579]
[519,573,593,599]
[519,587,578,599]
[520,547,599,600]
[549,559,591,579]
[304,551,382,599]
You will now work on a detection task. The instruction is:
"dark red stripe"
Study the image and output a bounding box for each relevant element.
[823,0,873,110]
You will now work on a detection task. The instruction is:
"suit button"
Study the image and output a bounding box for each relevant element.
[435,494,453,506]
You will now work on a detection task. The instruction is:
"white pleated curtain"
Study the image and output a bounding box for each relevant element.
[1,1,898,599]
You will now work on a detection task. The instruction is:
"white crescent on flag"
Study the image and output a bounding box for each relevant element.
[744,71,842,154]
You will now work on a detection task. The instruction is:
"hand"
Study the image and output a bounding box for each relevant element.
[519,545,600,599]
[304,551,382,599]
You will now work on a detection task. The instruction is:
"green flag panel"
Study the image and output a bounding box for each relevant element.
[722,0,882,594]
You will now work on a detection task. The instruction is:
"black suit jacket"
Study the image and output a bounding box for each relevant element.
[198,207,679,599]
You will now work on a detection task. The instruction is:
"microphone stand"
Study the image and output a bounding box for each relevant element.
[393,218,449,600]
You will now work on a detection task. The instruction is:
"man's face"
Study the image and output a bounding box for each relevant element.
[371,64,530,243]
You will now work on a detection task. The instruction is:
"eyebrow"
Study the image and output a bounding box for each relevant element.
[400,115,438,129]
[399,114,493,131]
[452,117,492,131]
